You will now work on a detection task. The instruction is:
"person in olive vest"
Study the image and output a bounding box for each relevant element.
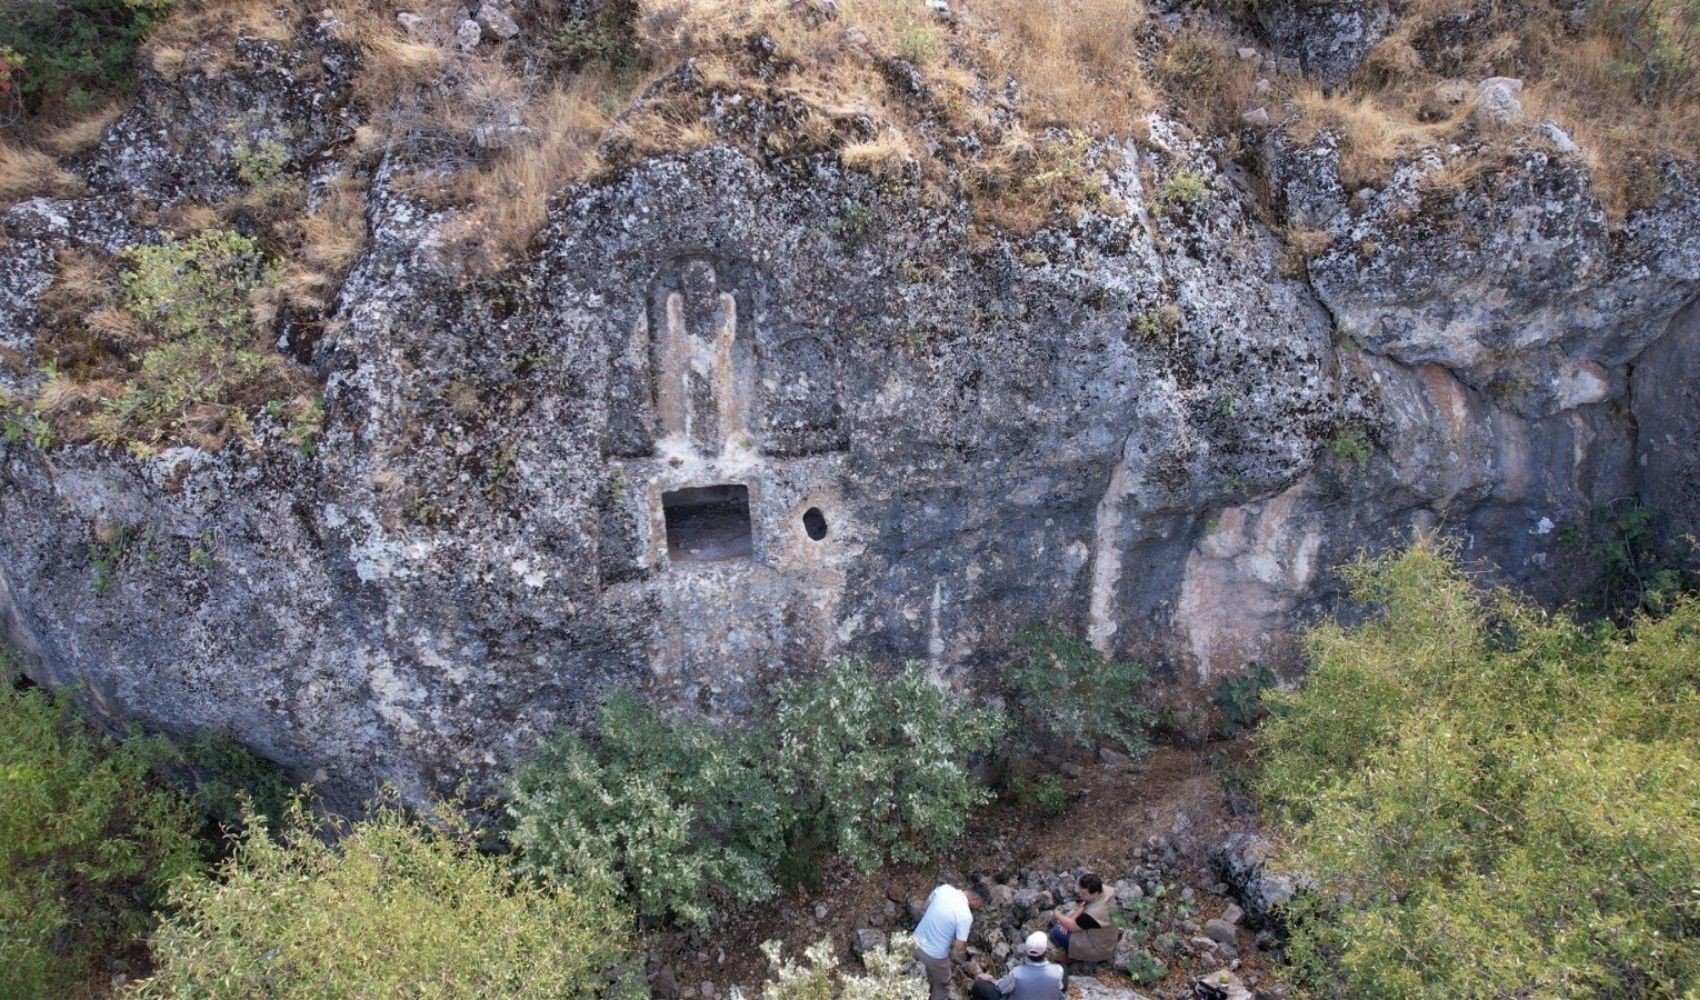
[1047,873,1118,964]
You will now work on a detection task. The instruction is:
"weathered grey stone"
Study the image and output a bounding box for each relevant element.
[1208,834,1312,931]
[1475,77,1525,127]
[1256,0,1406,84]
[456,17,483,50]
[1633,300,1700,570]
[852,929,887,956]
[1204,918,1238,944]
[476,3,520,41]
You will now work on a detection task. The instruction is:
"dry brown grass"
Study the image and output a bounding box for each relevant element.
[1281,0,1700,216]
[957,0,1154,135]
[143,0,302,80]
[1152,31,1258,143]
[0,141,82,204]
[839,128,915,179]
[442,78,614,270]
[34,103,128,157]
[275,172,370,311]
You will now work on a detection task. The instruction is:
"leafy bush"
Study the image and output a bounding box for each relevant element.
[0,681,201,996]
[729,933,927,1000]
[1559,498,1691,618]
[1594,0,1700,101]
[1009,626,1153,756]
[135,798,640,999]
[1211,661,1277,736]
[0,0,175,113]
[515,662,1002,925]
[509,692,785,925]
[764,660,1004,873]
[1258,542,1700,998]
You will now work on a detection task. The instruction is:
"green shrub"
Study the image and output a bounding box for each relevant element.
[764,660,1004,873]
[134,798,640,999]
[0,681,201,997]
[1257,542,1700,998]
[1558,498,1691,618]
[94,230,295,447]
[1009,626,1153,756]
[0,0,175,113]
[729,933,927,1000]
[1325,423,1373,465]
[509,692,786,926]
[1157,167,1210,209]
[1211,661,1277,736]
[515,663,1002,924]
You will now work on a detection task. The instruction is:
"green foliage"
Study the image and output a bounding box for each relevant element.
[1009,771,1068,817]
[1,398,54,448]
[88,525,135,595]
[0,682,201,997]
[1211,661,1277,736]
[265,394,324,455]
[1158,167,1210,209]
[231,136,288,189]
[1257,542,1700,998]
[1326,423,1373,465]
[0,0,175,112]
[176,731,291,831]
[729,933,927,1000]
[514,662,1002,924]
[509,692,785,926]
[1558,498,1691,618]
[1123,950,1168,986]
[94,230,292,447]
[1593,0,1700,101]
[551,0,637,70]
[120,230,274,343]
[1009,626,1153,756]
[764,660,1004,873]
[134,798,639,999]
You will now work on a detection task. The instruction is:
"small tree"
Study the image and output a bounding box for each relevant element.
[764,660,1005,873]
[134,798,639,999]
[1008,626,1153,756]
[0,682,201,996]
[508,692,786,925]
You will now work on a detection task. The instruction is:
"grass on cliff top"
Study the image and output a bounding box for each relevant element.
[1283,0,1700,216]
[1258,541,1700,997]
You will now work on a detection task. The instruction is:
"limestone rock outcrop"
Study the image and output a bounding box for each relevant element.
[1,15,1696,808]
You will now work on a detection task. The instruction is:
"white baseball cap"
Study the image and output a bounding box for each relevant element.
[1024,932,1049,958]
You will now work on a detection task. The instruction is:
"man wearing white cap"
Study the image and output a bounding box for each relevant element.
[969,932,1065,1000]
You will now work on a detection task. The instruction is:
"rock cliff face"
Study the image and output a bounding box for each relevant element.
[1,7,1696,808]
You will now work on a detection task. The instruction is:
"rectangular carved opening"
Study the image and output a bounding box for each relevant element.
[662,484,753,563]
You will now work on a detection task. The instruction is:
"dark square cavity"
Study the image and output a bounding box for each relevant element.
[662,484,753,563]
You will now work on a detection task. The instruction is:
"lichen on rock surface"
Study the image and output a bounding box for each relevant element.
[0,0,1697,808]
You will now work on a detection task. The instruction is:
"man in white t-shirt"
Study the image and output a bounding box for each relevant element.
[913,881,986,1000]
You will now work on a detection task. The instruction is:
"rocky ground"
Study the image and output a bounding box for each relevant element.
[648,741,1286,999]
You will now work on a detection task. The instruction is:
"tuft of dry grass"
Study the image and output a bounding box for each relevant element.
[443,78,614,270]
[839,128,915,179]
[1151,30,1258,143]
[0,141,82,204]
[34,103,128,157]
[958,0,1154,135]
[276,172,370,311]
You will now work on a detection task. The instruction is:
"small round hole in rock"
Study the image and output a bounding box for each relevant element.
[802,507,828,541]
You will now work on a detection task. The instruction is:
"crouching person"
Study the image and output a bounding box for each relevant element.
[971,932,1064,1000]
[913,881,987,1000]
[1048,873,1118,964]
